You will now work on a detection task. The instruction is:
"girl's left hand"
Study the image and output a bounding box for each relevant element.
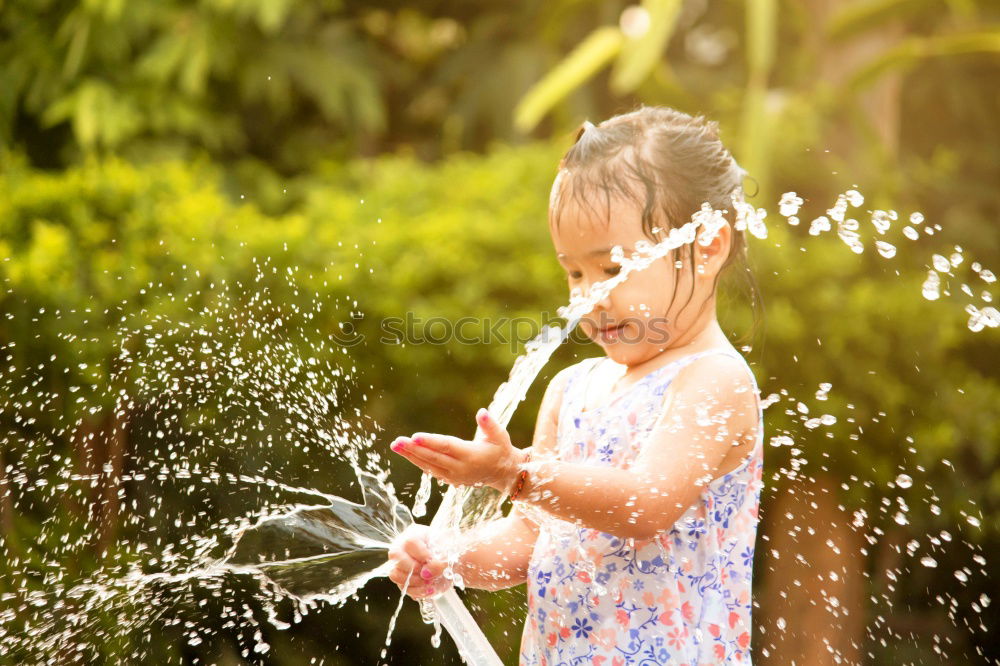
[390,408,523,491]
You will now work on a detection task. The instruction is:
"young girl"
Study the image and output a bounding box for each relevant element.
[387,106,764,665]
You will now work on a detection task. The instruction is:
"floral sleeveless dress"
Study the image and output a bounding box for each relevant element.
[519,349,764,666]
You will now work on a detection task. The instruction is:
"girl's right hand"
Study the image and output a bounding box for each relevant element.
[387,524,452,600]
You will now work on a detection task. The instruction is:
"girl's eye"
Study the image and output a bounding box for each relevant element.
[566,267,618,280]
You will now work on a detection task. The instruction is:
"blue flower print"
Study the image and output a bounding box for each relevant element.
[687,518,706,539]
[598,442,615,462]
[740,546,754,569]
[571,617,593,639]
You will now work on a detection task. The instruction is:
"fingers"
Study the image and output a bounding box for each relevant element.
[475,408,511,447]
[390,439,456,483]
[410,433,462,458]
[421,558,447,581]
[386,537,451,600]
[402,534,431,563]
[397,437,456,469]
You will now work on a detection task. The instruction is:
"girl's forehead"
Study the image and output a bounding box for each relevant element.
[550,174,648,233]
[550,207,644,259]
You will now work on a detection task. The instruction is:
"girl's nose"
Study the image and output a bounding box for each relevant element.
[584,283,612,312]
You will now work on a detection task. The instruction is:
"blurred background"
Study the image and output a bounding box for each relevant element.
[1,0,999,663]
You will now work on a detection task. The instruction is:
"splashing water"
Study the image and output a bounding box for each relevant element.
[1,184,997,664]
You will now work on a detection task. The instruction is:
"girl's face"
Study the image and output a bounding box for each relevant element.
[550,191,727,368]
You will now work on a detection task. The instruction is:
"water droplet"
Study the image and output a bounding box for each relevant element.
[875,241,896,259]
[932,254,951,273]
[909,211,924,225]
[808,216,831,236]
[895,473,912,489]
[922,270,941,301]
[778,192,804,218]
[920,556,938,568]
[870,210,892,234]
[902,226,919,240]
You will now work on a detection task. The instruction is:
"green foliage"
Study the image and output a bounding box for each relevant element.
[610,0,684,95]
[1,0,385,167]
[514,27,624,133]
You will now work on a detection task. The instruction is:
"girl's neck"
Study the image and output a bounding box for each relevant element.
[619,315,731,379]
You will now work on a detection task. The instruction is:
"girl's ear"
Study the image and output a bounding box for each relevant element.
[696,220,733,275]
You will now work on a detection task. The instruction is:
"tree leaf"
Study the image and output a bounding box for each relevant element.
[848,30,1000,90]
[514,26,624,133]
[746,0,777,78]
[827,0,930,41]
[610,0,683,95]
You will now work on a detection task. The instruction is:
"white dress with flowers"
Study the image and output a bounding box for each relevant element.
[519,349,764,666]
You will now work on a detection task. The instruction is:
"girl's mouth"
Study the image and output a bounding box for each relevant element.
[596,323,626,342]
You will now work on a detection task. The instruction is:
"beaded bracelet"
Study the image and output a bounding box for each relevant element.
[508,450,532,502]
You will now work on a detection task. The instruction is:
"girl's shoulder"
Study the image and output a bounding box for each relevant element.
[536,357,603,413]
[549,356,604,391]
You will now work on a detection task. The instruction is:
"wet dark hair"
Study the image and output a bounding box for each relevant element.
[549,105,762,346]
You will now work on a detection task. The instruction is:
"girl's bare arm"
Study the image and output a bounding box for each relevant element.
[395,354,759,541]
[387,367,568,597]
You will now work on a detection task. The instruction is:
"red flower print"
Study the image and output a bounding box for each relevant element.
[560,627,571,640]
[738,631,750,649]
[592,657,607,666]
[729,611,740,629]
[613,658,625,666]
[658,612,673,625]
[643,592,655,607]
[616,609,630,627]
[667,627,684,649]
[547,633,557,647]
[628,411,637,425]
[708,623,721,638]
[681,601,694,622]
[714,644,726,660]
[577,571,592,583]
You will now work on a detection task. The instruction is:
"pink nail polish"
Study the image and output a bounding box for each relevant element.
[420,567,432,580]
[412,436,422,445]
